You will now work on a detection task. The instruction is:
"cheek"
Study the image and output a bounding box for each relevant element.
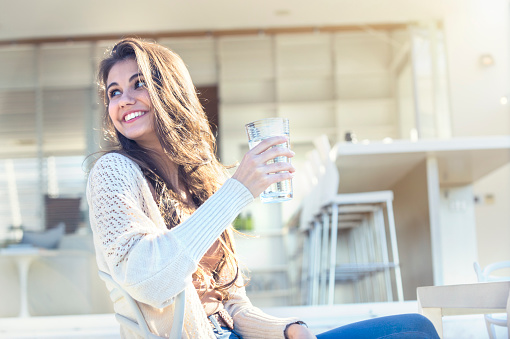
[139,88,152,104]
[107,103,117,121]
[107,105,122,130]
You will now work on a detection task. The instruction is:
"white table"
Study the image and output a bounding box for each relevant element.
[333,136,510,287]
[0,246,56,317]
[417,281,510,338]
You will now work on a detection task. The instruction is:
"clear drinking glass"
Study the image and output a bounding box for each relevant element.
[245,117,293,203]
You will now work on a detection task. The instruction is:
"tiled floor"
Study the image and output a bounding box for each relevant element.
[0,302,499,339]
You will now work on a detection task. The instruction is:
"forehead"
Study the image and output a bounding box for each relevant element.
[106,59,139,85]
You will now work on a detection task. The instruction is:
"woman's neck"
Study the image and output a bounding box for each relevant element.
[136,140,196,208]
[160,159,181,192]
[150,150,180,190]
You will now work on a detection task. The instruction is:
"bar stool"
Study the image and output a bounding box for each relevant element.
[302,135,403,305]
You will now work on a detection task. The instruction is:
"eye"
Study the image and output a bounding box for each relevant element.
[135,79,146,89]
[108,88,121,99]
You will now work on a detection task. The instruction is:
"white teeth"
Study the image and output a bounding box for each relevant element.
[125,111,145,122]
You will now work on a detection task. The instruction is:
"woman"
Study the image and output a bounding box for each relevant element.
[87,38,439,339]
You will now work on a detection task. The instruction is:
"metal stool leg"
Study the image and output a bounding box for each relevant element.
[374,206,394,301]
[319,210,330,305]
[327,203,339,305]
[386,199,404,302]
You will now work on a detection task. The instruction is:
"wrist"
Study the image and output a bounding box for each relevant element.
[284,321,307,339]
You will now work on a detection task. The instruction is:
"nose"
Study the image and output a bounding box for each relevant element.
[119,89,135,106]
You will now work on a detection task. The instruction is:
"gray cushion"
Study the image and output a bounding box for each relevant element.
[20,222,65,249]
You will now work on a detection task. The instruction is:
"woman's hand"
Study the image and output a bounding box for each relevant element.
[232,136,295,198]
[285,324,317,339]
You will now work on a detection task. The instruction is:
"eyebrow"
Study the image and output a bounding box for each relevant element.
[106,73,143,91]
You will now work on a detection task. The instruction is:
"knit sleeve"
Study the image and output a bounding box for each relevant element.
[224,277,299,339]
[86,153,253,309]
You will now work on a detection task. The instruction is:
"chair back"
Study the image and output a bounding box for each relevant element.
[98,271,185,339]
[473,261,510,339]
[474,261,510,282]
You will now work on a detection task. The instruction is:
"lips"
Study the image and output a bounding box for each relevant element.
[123,111,146,122]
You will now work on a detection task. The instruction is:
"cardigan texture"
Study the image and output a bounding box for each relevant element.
[86,152,297,338]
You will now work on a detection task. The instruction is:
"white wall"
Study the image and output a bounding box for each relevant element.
[392,161,433,300]
[438,186,478,284]
[473,163,510,267]
[444,0,510,137]
[443,0,510,267]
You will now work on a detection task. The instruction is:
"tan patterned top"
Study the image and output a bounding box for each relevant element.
[194,240,225,317]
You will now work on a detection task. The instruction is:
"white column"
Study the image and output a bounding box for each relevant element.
[438,185,478,285]
[35,45,45,231]
[427,156,443,285]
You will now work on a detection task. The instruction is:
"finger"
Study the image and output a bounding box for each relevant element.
[259,146,294,163]
[250,136,288,155]
[265,171,295,184]
[264,161,295,174]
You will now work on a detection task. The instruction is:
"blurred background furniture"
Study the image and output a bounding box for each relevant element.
[45,195,82,234]
[417,281,510,339]
[21,222,65,249]
[0,246,56,317]
[300,135,403,305]
[474,261,510,339]
[0,234,112,318]
[333,136,510,300]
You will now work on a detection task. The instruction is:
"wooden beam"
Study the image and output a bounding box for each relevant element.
[0,23,411,47]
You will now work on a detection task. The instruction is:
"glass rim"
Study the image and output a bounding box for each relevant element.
[245,117,289,127]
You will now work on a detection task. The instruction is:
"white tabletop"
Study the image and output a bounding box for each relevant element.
[418,281,510,338]
[0,245,60,256]
[1,245,40,256]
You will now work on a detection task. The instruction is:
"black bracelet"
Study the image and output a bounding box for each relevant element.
[284,321,308,339]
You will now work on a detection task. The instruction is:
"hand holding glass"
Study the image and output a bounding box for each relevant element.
[245,118,293,203]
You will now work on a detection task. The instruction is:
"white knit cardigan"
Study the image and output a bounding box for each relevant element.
[87,153,298,339]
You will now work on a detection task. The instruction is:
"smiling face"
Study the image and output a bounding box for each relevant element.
[106,58,159,149]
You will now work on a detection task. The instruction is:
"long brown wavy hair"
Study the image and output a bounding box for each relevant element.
[97,38,241,298]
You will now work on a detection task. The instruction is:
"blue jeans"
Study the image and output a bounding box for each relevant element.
[316,314,439,339]
[212,314,439,339]
[209,314,243,339]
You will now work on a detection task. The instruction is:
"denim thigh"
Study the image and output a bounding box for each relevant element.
[316,314,440,339]
[209,314,243,339]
